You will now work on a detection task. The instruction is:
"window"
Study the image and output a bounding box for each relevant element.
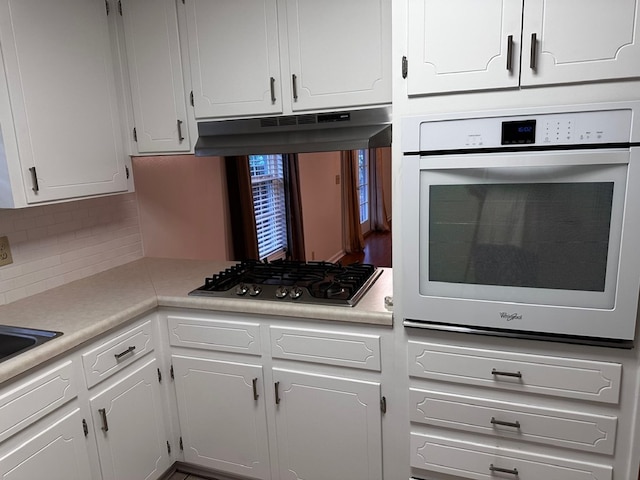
[249,154,288,260]
[357,149,370,234]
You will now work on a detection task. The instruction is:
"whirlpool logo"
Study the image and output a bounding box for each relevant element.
[500,312,523,322]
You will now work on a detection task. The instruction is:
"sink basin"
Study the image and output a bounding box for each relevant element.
[0,325,62,362]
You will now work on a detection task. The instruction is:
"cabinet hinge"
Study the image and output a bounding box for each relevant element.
[167,441,171,455]
[105,0,110,15]
[125,166,130,179]
[133,127,137,142]
[82,418,89,436]
[190,91,194,107]
[118,0,122,15]
[170,364,175,380]
[157,367,162,383]
[179,436,184,450]
[380,396,387,414]
[402,56,408,79]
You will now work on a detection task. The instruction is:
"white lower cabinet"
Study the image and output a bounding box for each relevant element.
[172,356,271,480]
[273,369,382,480]
[0,405,93,480]
[166,310,386,480]
[408,339,620,480]
[89,357,171,480]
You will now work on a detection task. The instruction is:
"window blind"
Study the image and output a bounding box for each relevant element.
[249,155,288,260]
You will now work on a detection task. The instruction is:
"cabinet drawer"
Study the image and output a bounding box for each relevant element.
[168,314,261,355]
[270,326,381,371]
[0,360,76,443]
[408,341,621,403]
[410,388,617,454]
[82,320,154,388]
[410,433,612,480]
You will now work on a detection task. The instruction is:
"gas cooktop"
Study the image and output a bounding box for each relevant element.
[189,259,382,307]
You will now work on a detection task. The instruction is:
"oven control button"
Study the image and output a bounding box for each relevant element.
[289,287,303,300]
[235,283,249,296]
[248,285,262,296]
[275,286,288,298]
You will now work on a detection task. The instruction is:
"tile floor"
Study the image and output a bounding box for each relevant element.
[167,473,211,480]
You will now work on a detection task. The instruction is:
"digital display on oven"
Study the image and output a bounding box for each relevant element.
[501,120,536,145]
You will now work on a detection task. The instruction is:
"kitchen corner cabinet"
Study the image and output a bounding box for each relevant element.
[118,0,191,154]
[407,0,640,96]
[89,357,172,480]
[166,311,385,480]
[184,0,391,119]
[0,0,128,208]
[82,317,172,480]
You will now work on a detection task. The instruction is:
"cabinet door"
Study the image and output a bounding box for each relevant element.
[273,369,382,480]
[0,0,127,204]
[120,0,190,153]
[172,355,271,480]
[407,0,522,95]
[285,0,391,111]
[521,0,640,86]
[90,357,171,480]
[0,407,93,480]
[185,0,282,118]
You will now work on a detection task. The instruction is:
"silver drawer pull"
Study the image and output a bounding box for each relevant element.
[491,417,521,429]
[114,346,136,361]
[252,377,259,401]
[98,408,109,432]
[490,464,518,476]
[491,368,522,378]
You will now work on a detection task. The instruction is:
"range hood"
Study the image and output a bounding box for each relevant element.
[194,106,391,156]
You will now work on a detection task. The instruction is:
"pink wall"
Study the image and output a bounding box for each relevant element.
[298,152,344,262]
[132,155,230,260]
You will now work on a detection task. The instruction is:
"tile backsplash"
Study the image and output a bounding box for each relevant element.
[0,193,143,306]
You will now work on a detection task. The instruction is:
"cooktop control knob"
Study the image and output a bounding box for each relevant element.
[235,283,248,296]
[275,286,288,299]
[248,285,262,296]
[289,287,303,300]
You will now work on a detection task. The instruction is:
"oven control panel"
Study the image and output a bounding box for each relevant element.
[414,109,633,151]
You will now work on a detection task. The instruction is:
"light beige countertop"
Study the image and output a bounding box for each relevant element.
[0,258,393,384]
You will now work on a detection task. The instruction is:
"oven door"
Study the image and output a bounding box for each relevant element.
[402,148,640,344]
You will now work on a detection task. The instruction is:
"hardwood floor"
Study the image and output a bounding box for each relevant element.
[340,227,392,267]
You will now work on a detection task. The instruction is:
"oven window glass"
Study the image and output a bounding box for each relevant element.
[429,182,614,291]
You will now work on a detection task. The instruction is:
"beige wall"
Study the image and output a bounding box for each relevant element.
[132,155,230,260]
[298,152,344,262]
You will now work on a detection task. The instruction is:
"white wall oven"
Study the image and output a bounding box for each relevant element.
[401,103,640,347]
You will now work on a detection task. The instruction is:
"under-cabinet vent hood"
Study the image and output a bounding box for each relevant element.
[194,106,392,156]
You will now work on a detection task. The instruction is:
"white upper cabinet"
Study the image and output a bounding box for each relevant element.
[407,0,522,95]
[185,0,283,119]
[185,0,391,119]
[285,0,391,112]
[407,0,640,96]
[120,0,190,153]
[520,0,640,86]
[0,0,128,207]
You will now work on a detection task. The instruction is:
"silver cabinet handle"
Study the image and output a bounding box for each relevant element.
[252,378,259,401]
[491,417,521,429]
[114,346,136,361]
[490,464,518,476]
[98,408,109,432]
[275,381,281,405]
[28,167,39,193]
[177,119,184,142]
[506,35,513,72]
[530,32,538,70]
[491,368,522,378]
[292,74,298,101]
[270,77,276,104]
